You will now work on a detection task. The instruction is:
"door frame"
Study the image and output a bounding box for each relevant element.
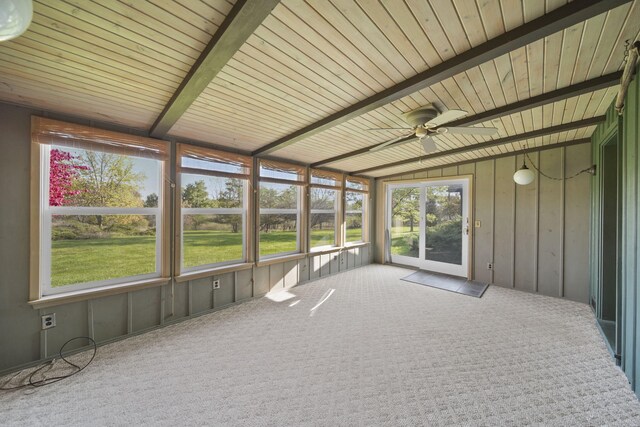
[384,175,474,278]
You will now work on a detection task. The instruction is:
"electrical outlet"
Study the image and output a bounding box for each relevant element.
[475,220,481,228]
[41,313,56,330]
[212,279,220,289]
[487,263,493,270]
[333,255,338,260]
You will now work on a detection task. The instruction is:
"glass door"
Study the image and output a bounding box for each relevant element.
[388,185,421,267]
[387,178,470,277]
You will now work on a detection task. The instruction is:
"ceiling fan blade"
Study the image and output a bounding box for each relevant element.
[366,127,411,131]
[370,132,414,152]
[425,109,468,127]
[440,126,499,136]
[421,136,438,154]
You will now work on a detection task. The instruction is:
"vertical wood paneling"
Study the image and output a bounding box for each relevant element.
[190,277,213,314]
[514,153,538,293]
[493,157,516,287]
[622,76,639,389]
[131,287,161,332]
[254,265,270,296]
[213,272,235,308]
[43,302,88,357]
[92,294,128,342]
[538,150,563,297]
[236,269,253,301]
[269,262,284,290]
[563,145,593,304]
[283,260,299,289]
[474,160,494,283]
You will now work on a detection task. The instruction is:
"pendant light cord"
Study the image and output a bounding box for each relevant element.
[524,151,595,181]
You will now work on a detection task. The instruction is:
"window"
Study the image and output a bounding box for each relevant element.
[31,117,169,298]
[345,176,369,244]
[310,169,342,249]
[177,144,251,273]
[258,160,305,259]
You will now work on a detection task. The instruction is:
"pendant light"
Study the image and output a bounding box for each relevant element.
[513,160,535,185]
[0,0,33,42]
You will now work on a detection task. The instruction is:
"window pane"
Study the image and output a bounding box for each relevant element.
[310,187,337,248]
[259,214,298,257]
[181,156,248,175]
[346,191,364,243]
[259,182,300,257]
[51,214,156,287]
[49,145,161,208]
[346,178,368,191]
[259,160,305,182]
[259,182,298,209]
[390,187,420,257]
[180,174,246,269]
[181,174,244,208]
[346,213,363,242]
[310,213,335,247]
[425,185,463,265]
[183,214,243,268]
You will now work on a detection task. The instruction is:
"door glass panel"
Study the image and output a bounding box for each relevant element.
[390,187,420,258]
[424,185,463,265]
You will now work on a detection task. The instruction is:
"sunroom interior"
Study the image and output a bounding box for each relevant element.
[2,0,640,424]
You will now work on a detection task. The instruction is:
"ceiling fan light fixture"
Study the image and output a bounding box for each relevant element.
[415,126,427,138]
[513,163,535,185]
[0,0,32,42]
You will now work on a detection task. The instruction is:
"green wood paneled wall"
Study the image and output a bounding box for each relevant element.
[591,75,640,396]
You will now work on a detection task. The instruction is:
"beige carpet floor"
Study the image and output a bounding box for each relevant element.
[2,264,639,426]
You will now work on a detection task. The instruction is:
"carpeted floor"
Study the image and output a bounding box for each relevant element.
[2,264,639,426]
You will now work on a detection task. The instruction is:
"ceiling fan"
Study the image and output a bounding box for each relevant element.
[367,105,498,154]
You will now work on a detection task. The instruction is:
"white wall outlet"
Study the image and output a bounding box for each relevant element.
[212,279,221,289]
[41,313,56,330]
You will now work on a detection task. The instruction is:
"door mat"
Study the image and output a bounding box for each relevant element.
[401,269,489,298]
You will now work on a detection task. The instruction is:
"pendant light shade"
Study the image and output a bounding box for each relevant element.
[0,0,32,42]
[513,163,535,185]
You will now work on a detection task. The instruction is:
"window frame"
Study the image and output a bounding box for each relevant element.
[176,144,253,276]
[309,169,343,251]
[257,159,307,260]
[344,176,370,246]
[30,117,171,301]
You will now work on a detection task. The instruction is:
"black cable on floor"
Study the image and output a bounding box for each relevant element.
[0,336,97,391]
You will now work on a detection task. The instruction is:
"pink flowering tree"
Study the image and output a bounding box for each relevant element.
[49,149,85,206]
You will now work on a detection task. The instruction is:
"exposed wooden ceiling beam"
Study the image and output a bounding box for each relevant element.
[355,116,605,175]
[251,0,629,156]
[377,138,592,180]
[312,72,621,167]
[149,0,280,138]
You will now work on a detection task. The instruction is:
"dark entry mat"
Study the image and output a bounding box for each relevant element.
[401,270,489,298]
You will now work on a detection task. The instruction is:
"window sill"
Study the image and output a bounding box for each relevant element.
[175,262,254,283]
[308,242,370,255]
[256,253,306,267]
[29,277,171,309]
[344,241,370,249]
[309,246,343,255]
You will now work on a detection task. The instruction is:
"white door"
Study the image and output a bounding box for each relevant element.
[387,178,470,277]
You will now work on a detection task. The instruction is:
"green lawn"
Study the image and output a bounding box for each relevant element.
[52,228,364,287]
[390,226,419,257]
[52,235,156,287]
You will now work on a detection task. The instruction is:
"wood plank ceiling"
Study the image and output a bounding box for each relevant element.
[0,0,638,178]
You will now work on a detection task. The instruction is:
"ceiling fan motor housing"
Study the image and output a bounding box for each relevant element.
[403,107,439,128]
